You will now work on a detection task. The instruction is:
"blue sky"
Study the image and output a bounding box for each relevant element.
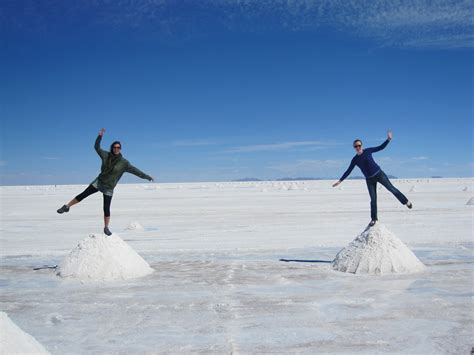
[1,0,472,184]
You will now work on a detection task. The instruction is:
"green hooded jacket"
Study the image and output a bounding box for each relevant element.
[93,135,152,194]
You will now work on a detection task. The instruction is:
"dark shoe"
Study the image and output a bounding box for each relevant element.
[368,220,377,227]
[406,201,413,209]
[57,205,69,214]
[104,227,112,236]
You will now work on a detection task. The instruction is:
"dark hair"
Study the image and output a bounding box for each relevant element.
[353,139,362,146]
[110,141,122,153]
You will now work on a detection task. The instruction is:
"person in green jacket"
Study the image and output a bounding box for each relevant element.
[57,128,154,236]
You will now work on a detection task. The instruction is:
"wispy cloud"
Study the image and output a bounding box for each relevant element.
[411,156,429,160]
[226,141,339,153]
[266,159,345,174]
[216,0,474,49]
[3,0,472,49]
[172,139,219,147]
[42,156,61,160]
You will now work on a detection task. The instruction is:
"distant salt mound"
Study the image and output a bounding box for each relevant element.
[332,224,425,275]
[0,312,49,354]
[144,185,159,190]
[466,197,474,205]
[409,185,417,192]
[462,186,469,192]
[287,184,299,191]
[126,221,145,231]
[57,234,153,281]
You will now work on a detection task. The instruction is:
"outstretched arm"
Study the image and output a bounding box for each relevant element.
[333,158,356,187]
[370,130,392,153]
[126,163,153,181]
[94,128,108,159]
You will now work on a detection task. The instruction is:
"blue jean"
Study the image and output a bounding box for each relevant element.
[366,171,408,221]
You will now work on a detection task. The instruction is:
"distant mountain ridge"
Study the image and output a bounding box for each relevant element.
[234,175,398,182]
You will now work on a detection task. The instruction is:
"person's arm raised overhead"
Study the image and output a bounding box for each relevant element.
[94,128,109,159]
[371,130,392,153]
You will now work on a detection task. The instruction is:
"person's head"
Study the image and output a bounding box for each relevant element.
[353,139,363,154]
[110,141,122,156]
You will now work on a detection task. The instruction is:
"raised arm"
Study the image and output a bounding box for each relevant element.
[126,163,153,181]
[370,131,393,153]
[94,128,109,159]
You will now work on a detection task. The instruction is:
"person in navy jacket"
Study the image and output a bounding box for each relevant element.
[333,130,412,226]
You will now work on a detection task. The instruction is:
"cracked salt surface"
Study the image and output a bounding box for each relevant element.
[0,178,473,353]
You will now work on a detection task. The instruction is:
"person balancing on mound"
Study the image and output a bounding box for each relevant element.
[57,128,154,236]
[333,130,412,227]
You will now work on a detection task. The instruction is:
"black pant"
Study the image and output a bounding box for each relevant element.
[366,171,408,221]
[75,184,112,217]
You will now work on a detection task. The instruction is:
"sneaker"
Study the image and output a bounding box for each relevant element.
[57,205,69,214]
[104,227,112,236]
[406,201,413,209]
[368,220,377,227]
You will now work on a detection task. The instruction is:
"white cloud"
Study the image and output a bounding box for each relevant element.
[172,139,219,147]
[411,156,429,160]
[42,156,61,160]
[266,159,345,174]
[226,141,339,153]
[4,0,472,49]
[214,0,474,48]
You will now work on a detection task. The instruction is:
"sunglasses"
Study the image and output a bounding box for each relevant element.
[353,144,362,148]
[113,146,121,149]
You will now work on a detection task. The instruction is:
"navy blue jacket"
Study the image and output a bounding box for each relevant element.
[340,139,390,181]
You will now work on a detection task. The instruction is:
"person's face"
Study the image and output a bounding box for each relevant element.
[353,141,363,154]
[112,144,122,155]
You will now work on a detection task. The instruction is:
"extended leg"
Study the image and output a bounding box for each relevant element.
[57,184,98,213]
[377,172,409,205]
[366,178,378,222]
[70,184,99,206]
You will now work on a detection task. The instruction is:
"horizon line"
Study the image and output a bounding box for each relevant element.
[1,176,473,187]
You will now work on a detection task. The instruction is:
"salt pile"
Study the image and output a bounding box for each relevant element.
[126,221,145,231]
[0,312,50,354]
[57,234,153,281]
[409,185,417,192]
[466,197,474,205]
[332,224,425,275]
[462,186,469,192]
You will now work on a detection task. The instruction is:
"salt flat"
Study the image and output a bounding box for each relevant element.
[0,178,473,353]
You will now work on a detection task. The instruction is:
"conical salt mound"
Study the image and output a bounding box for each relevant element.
[57,234,153,281]
[0,312,50,354]
[332,224,425,275]
[409,185,417,192]
[466,197,474,205]
[126,221,145,231]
